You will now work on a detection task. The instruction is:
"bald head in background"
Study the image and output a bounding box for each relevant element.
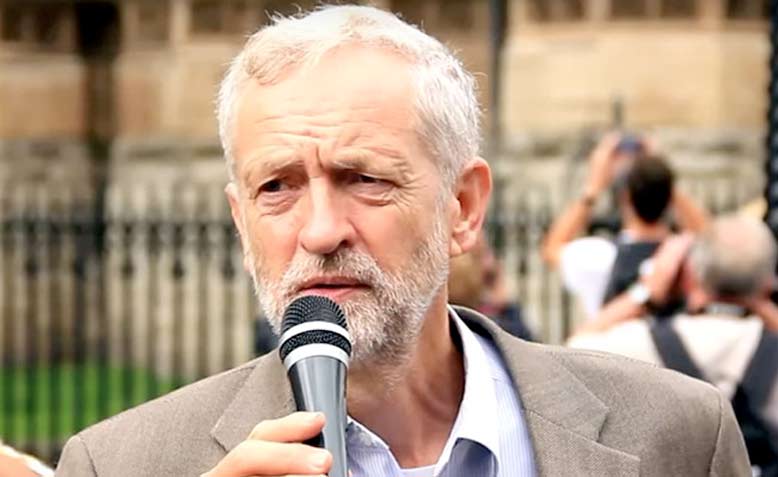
[688,215,777,303]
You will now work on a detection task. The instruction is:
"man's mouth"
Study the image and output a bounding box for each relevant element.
[296,277,369,300]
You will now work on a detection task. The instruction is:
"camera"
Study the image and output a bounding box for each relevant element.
[615,134,645,156]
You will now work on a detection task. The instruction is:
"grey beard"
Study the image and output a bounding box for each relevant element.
[249,217,450,367]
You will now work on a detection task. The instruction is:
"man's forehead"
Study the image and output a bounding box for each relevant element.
[240,45,416,112]
[229,44,433,181]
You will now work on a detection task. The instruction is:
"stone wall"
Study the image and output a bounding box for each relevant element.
[503,26,769,133]
[0,54,86,139]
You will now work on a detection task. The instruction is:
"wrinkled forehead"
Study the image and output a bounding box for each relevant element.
[232,45,428,165]
[242,44,417,113]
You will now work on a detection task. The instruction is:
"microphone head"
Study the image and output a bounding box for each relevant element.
[281,295,348,333]
[279,295,352,369]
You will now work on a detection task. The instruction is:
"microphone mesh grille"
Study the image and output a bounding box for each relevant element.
[281,295,348,333]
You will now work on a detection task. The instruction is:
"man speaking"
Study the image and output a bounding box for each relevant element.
[55,5,749,476]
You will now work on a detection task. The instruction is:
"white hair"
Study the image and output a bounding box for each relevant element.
[216,4,481,188]
[689,215,777,298]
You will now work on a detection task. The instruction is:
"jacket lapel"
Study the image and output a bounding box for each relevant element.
[210,353,296,452]
[455,307,640,477]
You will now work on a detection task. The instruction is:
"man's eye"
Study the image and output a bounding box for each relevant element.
[259,179,285,193]
[357,174,380,184]
[348,173,390,186]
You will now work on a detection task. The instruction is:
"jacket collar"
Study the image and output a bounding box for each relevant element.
[211,307,639,476]
[211,352,295,452]
[454,307,639,476]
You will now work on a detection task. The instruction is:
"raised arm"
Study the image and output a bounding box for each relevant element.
[672,188,710,233]
[542,133,621,267]
[744,296,778,333]
[573,234,694,335]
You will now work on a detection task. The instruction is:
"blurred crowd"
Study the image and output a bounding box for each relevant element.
[547,133,778,470]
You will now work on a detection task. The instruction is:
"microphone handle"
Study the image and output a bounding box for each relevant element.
[288,357,348,477]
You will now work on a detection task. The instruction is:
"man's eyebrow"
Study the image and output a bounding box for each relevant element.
[329,154,373,171]
[330,151,414,182]
[331,144,408,166]
[240,154,303,182]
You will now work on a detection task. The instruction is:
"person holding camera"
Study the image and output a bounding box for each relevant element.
[542,133,709,319]
[568,215,778,473]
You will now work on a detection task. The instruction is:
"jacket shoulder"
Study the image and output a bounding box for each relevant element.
[543,343,724,417]
[535,344,747,465]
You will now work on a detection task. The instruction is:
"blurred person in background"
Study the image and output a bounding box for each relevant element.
[448,233,534,341]
[253,316,278,356]
[568,215,778,472]
[0,440,53,477]
[542,133,709,319]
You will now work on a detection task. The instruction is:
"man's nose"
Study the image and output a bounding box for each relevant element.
[299,182,354,255]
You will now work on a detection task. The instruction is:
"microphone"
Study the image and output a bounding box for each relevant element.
[279,295,351,477]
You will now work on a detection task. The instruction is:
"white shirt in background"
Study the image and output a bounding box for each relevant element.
[559,237,617,319]
[567,315,778,430]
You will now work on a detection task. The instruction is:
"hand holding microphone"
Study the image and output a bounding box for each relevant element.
[200,411,332,477]
[201,295,351,477]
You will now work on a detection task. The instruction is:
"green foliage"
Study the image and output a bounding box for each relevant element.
[0,362,176,445]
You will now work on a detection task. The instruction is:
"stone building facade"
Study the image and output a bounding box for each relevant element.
[496,0,768,235]
[0,0,492,186]
[505,0,769,133]
[0,0,769,178]
[0,1,772,349]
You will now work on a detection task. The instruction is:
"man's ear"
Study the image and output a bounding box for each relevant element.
[225,182,252,272]
[450,157,492,257]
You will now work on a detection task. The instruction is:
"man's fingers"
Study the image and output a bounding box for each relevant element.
[658,234,694,266]
[205,440,331,477]
[200,413,330,477]
[643,233,696,303]
[594,132,622,158]
[248,412,325,442]
[643,137,659,155]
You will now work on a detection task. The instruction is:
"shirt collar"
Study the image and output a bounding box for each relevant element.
[439,305,501,470]
[345,307,501,473]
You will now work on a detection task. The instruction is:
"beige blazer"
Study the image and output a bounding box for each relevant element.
[55,308,750,476]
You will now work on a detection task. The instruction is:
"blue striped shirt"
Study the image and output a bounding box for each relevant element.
[346,307,536,477]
